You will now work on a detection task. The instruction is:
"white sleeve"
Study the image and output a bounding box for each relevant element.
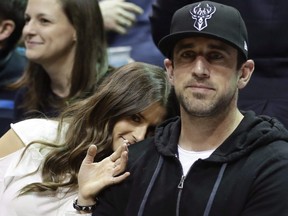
[0,149,24,195]
[11,118,61,145]
[64,212,91,216]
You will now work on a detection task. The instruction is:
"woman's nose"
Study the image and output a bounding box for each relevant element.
[132,126,147,142]
[23,20,36,36]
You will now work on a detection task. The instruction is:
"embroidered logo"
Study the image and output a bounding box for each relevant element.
[244,41,248,51]
[190,3,216,31]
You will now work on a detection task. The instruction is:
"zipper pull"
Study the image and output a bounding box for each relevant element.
[178,175,185,189]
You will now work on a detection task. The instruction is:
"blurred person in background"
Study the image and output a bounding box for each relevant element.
[100,0,165,67]
[0,0,27,136]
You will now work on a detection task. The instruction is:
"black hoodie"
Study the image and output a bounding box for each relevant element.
[94,111,288,216]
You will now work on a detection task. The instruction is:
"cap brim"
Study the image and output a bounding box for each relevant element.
[158,31,244,58]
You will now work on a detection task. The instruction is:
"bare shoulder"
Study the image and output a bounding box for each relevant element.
[0,129,25,158]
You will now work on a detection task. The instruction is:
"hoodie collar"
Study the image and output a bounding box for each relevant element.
[154,111,288,163]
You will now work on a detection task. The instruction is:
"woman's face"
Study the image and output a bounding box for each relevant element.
[112,102,166,151]
[23,0,76,66]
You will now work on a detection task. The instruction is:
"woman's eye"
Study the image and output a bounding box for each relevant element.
[24,16,30,24]
[40,18,50,24]
[131,114,141,123]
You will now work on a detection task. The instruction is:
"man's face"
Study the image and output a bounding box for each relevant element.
[165,37,241,117]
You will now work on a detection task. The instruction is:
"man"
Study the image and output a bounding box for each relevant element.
[150,0,288,128]
[0,0,27,136]
[91,1,288,215]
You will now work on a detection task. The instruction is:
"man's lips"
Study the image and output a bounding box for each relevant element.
[186,84,215,91]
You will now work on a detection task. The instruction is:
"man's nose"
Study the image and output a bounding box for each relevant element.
[192,56,210,78]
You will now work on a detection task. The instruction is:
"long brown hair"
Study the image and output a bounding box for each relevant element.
[20,62,171,194]
[13,0,108,112]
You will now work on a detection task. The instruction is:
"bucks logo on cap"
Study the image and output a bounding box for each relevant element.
[190,3,216,31]
[158,1,249,60]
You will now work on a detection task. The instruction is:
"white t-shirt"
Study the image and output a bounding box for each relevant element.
[0,119,85,216]
[178,145,215,176]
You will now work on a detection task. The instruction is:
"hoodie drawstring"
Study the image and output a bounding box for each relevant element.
[203,163,227,216]
[137,155,164,216]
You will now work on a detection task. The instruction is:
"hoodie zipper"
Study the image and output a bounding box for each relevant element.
[176,175,185,216]
[174,153,187,216]
[175,153,200,216]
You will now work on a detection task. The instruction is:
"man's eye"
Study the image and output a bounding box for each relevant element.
[181,51,195,58]
[209,52,223,60]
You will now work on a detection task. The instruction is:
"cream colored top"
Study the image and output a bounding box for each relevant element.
[0,119,88,216]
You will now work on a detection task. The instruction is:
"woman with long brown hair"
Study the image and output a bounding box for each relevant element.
[0,62,171,215]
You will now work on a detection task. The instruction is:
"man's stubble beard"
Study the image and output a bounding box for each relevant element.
[176,87,238,117]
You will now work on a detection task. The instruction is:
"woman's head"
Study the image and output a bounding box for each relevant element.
[111,101,166,151]
[18,0,108,111]
[23,0,76,64]
[100,63,171,151]
[21,62,171,193]
[63,62,171,161]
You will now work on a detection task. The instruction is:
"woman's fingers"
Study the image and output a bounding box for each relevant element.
[113,150,128,176]
[83,145,97,164]
[110,143,128,162]
[112,171,130,184]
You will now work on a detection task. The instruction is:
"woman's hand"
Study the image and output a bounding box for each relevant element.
[77,144,130,205]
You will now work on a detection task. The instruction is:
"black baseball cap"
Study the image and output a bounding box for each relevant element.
[158,1,248,60]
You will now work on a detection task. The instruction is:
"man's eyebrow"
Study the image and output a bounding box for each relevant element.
[174,41,233,55]
[208,43,232,54]
[174,43,195,52]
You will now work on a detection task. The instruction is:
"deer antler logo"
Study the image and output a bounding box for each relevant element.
[190,3,216,31]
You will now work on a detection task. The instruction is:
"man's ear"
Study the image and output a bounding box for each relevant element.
[0,20,15,41]
[164,58,174,85]
[238,60,255,89]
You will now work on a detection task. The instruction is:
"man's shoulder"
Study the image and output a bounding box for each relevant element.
[128,137,155,163]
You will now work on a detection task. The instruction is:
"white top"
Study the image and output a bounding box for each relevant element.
[0,119,87,216]
[178,145,215,176]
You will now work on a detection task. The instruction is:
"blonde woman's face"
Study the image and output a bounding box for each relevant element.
[112,102,166,151]
[23,0,76,66]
